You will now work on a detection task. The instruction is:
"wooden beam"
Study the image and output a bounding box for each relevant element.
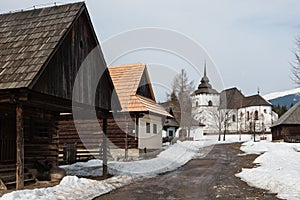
[16,104,24,190]
[102,117,108,178]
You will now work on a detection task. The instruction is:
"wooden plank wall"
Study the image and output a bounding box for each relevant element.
[32,11,113,110]
[23,107,58,168]
[57,115,138,162]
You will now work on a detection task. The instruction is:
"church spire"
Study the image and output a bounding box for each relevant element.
[204,61,207,77]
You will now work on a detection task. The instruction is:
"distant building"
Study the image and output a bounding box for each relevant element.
[162,107,180,138]
[271,101,300,142]
[192,65,278,134]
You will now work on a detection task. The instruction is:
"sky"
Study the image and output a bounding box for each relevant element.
[1,0,300,102]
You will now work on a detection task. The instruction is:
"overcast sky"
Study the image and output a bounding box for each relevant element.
[1,0,300,102]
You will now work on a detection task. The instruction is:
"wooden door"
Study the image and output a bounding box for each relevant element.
[0,111,16,162]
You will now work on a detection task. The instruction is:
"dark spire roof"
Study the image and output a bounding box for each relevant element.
[193,63,219,95]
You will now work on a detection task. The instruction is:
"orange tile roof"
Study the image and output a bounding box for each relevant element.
[108,63,172,117]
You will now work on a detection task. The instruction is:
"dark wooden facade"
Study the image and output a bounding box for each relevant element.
[0,2,119,189]
[271,102,300,142]
[272,125,300,142]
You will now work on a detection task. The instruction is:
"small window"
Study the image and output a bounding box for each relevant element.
[246,111,250,121]
[153,124,157,134]
[168,130,174,137]
[232,114,236,122]
[146,122,150,133]
[196,101,199,107]
[208,100,213,106]
[254,110,259,120]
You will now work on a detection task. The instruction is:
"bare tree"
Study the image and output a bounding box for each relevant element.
[291,37,300,85]
[171,69,195,136]
[204,108,235,141]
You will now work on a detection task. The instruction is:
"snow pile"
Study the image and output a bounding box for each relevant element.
[1,175,133,200]
[109,140,213,177]
[236,141,300,200]
[60,159,103,177]
[62,140,214,177]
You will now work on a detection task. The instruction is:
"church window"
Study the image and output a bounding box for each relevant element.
[264,109,267,114]
[254,110,259,120]
[246,111,250,121]
[196,101,198,107]
[232,114,236,122]
[208,100,213,106]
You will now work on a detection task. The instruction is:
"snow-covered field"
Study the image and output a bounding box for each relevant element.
[0,139,216,200]
[236,140,300,200]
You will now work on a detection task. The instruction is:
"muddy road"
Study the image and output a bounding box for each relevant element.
[95,143,278,200]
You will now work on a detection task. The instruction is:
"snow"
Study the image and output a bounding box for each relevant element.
[263,87,300,100]
[1,134,277,200]
[1,139,216,200]
[236,140,300,200]
[1,176,133,200]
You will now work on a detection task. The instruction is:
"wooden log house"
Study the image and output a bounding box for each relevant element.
[107,64,173,158]
[271,101,300,142]
[57,64,173,161]
[0,2,119,189]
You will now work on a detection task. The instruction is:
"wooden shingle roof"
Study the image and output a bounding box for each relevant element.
[243,94,271,107]
[108,63,172,117]
[0,2,84,89]
[220,87,271,109]
[220,87,245,109]
[272,101,300,127]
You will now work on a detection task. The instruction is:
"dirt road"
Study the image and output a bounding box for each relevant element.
[95,143,278,200]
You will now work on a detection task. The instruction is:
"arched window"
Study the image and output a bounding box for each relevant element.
[196,101,198,107]
[240,112,243,120]
[254,110,259,120]
[208,100,213,106]
[232,114,236,122]
[246,111,250,121]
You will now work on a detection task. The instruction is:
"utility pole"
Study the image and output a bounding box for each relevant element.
[125,115,128,160]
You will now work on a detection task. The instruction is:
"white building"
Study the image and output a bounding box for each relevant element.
[192,66,278,134]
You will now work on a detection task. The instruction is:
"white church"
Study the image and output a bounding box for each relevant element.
[191,66,278,134]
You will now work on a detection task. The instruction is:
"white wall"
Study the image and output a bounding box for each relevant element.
[138,114,163,149]
[192,93,220,134]
[192,92,278,133]
[189,126,204,140]
[191,93,220,108]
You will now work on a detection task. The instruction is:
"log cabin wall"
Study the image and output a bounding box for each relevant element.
[57,114,138,162]
[107,116,138,149]
[22,106,58,169]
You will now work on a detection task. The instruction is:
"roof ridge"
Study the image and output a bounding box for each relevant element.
[109,63,146,68]
[0,2,84,16]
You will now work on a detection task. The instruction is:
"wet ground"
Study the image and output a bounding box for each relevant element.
[95,143,279,200]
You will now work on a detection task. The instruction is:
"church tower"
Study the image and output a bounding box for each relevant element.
[191,63,220,133]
